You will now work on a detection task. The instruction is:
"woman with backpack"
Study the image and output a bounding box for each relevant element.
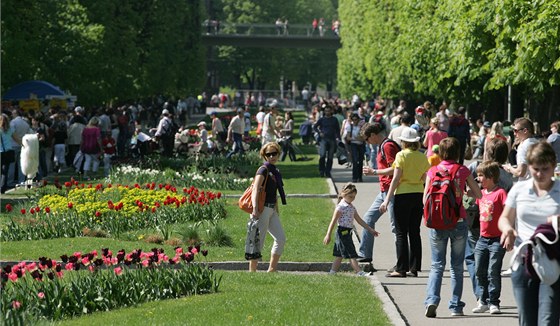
[423,137,482,318]
[380,127,430,278]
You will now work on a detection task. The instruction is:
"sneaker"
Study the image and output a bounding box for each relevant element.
[451,311,464,316]
[356,271,367,276]
[472,301,489,313]
[489,305,501,314]
[328,270,337,275]
[425,304,437,318]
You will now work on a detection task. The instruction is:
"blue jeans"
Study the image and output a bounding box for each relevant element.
[226,133,244,159]
[511,261,560,326]
[425,220,467,313]
[474,236,505,306]
[350,143,365,181]
[465,227,480,299]
[318,137,336,176]
[358,191,395,260]
[369,144,378,169]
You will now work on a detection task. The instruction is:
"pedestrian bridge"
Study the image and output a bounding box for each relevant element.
[201,23,341,49]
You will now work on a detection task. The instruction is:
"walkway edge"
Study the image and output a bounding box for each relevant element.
[329,176,407,326]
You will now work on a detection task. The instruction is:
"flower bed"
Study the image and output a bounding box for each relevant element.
[1,246,220,325]
[1,183,226,241]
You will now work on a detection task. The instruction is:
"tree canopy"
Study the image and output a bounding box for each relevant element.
[338,0,560,123]
[1,0,204,106]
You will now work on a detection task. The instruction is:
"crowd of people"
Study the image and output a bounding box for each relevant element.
[304,96,559,323]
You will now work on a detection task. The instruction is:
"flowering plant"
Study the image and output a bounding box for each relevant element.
[1,246,219,324]
[1,183,226,241]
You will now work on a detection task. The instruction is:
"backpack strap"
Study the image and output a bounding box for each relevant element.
[380,138,401,162]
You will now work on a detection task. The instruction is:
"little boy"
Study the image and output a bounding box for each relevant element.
[428,144,441,167]
[102,134,116,177]
[472,162,507,314]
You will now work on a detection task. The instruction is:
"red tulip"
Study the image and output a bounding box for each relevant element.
[20,209,26,214]
[5,204,13,212]
[64,181,72,188]
[95,211,101,218]
[45,207,51,213]
[67,202,74,209]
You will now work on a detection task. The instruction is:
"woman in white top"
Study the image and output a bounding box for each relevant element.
[499,141,560,325]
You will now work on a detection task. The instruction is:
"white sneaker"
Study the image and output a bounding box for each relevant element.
[328,270,337,275]
[451,311,464,316]
[472,301,489,313]
[489,304,501,314]
[356,271,367,276]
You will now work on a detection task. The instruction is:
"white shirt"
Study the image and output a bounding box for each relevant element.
[505,179,560,246]
[516,137,539,180]
[256,111,266,124]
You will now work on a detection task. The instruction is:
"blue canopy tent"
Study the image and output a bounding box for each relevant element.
[2,80,65,101]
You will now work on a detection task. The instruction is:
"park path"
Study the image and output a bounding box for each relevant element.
[329,159,518,326]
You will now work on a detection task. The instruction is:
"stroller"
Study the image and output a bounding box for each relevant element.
[278,136,308,161]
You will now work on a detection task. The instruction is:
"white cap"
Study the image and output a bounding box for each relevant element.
[162,109,170,115]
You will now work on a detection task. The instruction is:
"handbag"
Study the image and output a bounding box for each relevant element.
[239,166,269,214]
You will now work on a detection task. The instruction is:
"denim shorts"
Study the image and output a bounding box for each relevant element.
[333,226,359,258]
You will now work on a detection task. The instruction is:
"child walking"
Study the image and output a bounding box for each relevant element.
[473,162,507,314]
[324,183,379,275]
[102,133,116,177]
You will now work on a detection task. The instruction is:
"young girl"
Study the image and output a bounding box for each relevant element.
[324,183,379,275]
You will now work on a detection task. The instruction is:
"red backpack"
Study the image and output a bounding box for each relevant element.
[424,163,462,230]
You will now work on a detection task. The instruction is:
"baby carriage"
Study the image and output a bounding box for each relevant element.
[278,136,308,161]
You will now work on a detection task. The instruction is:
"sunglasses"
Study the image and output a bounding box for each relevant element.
[512,127,525,133]
[265,152,278,158]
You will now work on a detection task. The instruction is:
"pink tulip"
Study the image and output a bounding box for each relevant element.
[65,263,74,270]
[114,267,123,275]
[12,301,21,309]
[8,273,18,282]
[142,260,149,267]
[38,292,45,299]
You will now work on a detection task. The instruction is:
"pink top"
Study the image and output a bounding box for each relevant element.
[476,187,507,238]
[427,160,470,218]
[424,130,448,156]
[81,127,101,154]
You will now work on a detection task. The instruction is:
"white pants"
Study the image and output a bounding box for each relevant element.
[83,153,99,173]
[53,144,66,167]
[255,206,286,256]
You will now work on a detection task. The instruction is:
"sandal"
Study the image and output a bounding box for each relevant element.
[385,271,406,278]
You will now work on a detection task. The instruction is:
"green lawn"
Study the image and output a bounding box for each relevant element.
[56,271,391,326]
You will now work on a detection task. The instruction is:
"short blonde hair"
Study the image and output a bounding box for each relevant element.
[260,142,281,160]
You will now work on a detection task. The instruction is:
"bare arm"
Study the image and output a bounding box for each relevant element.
[465,174,482,199]
[505,163,528,179]
[363,166,394,176]
[354,211,379,237]
[499,205,517,251]
[323,208,341,245]
[379,167,402,213]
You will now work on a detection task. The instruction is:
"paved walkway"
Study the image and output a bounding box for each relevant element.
[329,160,518,325]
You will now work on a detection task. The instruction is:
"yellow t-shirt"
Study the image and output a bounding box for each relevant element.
[393,148,430,194]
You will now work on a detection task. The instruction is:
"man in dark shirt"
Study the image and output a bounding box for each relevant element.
[313,105,340,177]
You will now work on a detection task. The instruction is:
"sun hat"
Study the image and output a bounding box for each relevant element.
[197,121,206,127]
[398,127,421,143]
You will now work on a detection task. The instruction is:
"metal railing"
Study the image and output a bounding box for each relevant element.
[202,22,339,38]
